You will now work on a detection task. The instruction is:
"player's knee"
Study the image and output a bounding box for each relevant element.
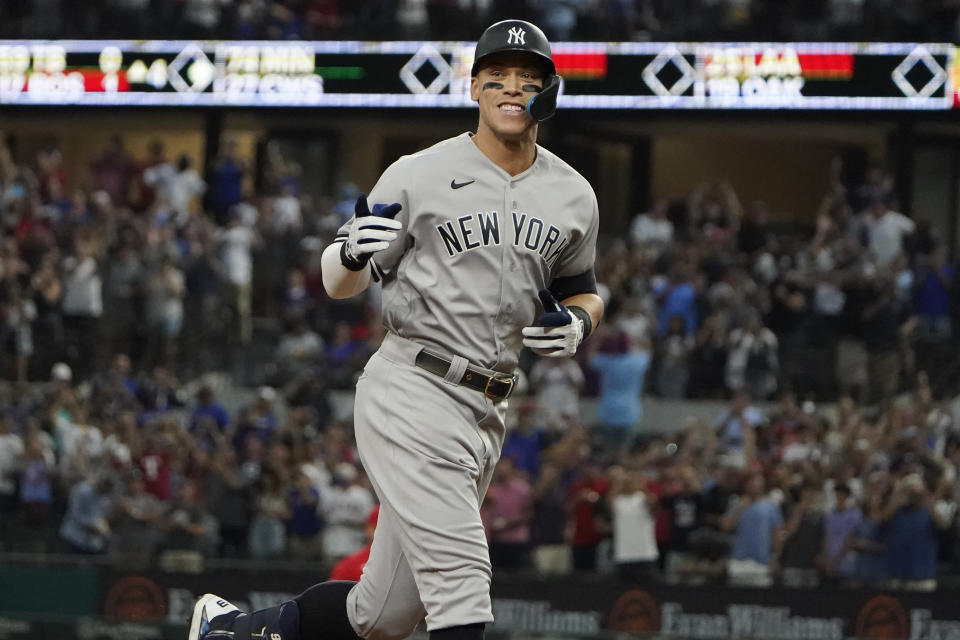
[349,586,424,640]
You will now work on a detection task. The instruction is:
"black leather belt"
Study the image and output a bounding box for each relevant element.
[414,350,516,402]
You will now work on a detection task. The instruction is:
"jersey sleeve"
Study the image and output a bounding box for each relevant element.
[552,187,599,280]
[333,159,413,281]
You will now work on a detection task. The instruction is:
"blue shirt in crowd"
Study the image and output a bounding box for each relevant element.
[884,506,938,580]
[914,265,954,318]
[731,499,783,565]
[501,428,545,476]
[657,283,698,336]
[590,351,651,429]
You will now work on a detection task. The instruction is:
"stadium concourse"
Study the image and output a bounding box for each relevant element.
[0,125,958,592]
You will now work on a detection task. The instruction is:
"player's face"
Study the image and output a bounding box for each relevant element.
[471,53,544,140]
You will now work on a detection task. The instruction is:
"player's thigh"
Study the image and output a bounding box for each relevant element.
[354,353,496,630]
[348,501,425,640]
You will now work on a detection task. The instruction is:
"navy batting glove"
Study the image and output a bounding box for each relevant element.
[535,289,573,326]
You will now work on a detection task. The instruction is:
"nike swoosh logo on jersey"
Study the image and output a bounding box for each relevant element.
[451,179,475,189]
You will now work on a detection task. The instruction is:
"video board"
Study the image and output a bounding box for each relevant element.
[0,40,955,110]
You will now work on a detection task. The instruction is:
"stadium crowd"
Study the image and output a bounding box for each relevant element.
[0,126,959,591]
[1,0,958,43]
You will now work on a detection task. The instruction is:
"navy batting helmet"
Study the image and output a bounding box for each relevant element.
[471,19,556,77]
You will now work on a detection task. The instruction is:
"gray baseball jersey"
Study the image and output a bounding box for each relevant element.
[336,131,599,373]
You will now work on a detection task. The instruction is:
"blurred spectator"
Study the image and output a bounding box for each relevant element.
[881,472,949,589]
[218,210,259,345]
[162,480,214,571]
[248,467,290,559]
[723,472,783,587]
[167,156,207,225]
[862,278,915,405]
[61,234,103,379]
[656,261,698,337]
[209,140,247,225]
[608,465,659,580]
[330,505,380,580]
[207,443,251,557]
[90,136,134,208]
[18,427,56,530]
[0,414,24,524]
[588,329,651,452]
[183,0,233,38]
[321,462,375,562]
[103,229,145,361]
[501,403,547,476]
[860,190,915,269]
[138,427,174,502]
[537,0,582,40]
[189,385,231,444]
[780,480,825,587]
[59,474,115,554]
[531,459,573,575]
[630,199,674,259]
[287,468,325,561]
[485,457,534,570]
[914,244,953,343]
[529,357,585,425]
[822,482,862,580]
[144,254,186,369]
[325,321,369,389]
[725,310,779,400]
[659,464,705,577]
[30,251,64,379]
[657,314,694,398]
[111,470,163,563]
[567,458,610,571]
[276,318,325,382]
[715,390,764,463]
[134,141,167,212]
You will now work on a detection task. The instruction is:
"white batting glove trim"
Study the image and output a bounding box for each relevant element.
[521,317,584,358]
[343,216,402,264]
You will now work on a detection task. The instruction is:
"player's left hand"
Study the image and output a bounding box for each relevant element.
[522,289,584,358]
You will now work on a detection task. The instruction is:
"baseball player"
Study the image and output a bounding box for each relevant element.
[189,18,603,640]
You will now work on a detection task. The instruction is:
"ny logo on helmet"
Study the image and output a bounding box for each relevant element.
[507,27,526,45]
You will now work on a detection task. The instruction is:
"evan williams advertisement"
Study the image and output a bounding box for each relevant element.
[490,580,960,640]
[95,568,960,640]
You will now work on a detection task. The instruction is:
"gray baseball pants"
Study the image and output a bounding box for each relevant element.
[346,333,508,640]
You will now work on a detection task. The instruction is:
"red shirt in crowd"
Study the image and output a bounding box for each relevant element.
[567,476,610,546]
[329,545,371,581]
[139,448,171,501]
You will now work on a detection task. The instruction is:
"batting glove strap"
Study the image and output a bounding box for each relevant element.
[340,240,369,271]
[522,289,587,358]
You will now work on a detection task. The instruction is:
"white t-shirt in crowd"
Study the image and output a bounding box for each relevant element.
[62,256,103,317]
[273,195,302,234]
[321,484,375,559]
[867,210,915,268]
[218,226,255,286]
[0,432,24,495]
[612,492,659,563]
[530,358,584,420]
[630,214,674,253]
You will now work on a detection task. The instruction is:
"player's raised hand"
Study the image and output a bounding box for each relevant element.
[340,194,403,271]
[522,289,584,358]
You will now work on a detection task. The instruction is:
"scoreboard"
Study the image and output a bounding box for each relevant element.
[0,40,956,110]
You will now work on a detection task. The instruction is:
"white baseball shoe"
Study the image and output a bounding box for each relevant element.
[188,593,241,639]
